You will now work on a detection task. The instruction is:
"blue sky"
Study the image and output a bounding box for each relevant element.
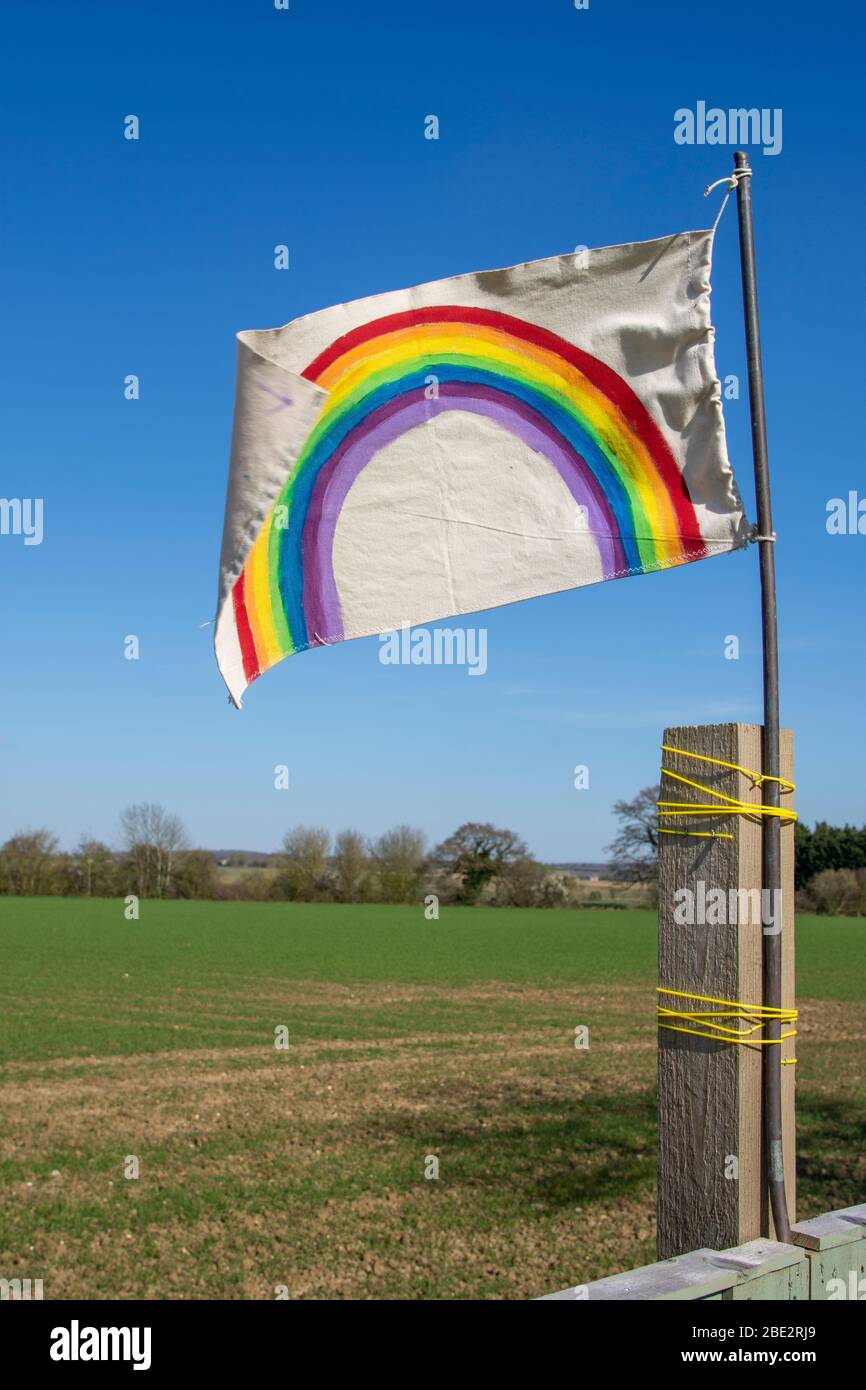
[1,0,863,860]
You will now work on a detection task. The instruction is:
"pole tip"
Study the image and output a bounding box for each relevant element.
[734,150,749,168]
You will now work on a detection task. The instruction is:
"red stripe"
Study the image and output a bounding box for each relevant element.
[232,571,260,685]
[303,306,701,546]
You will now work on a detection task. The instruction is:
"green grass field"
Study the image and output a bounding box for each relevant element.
[0,899,863,1299]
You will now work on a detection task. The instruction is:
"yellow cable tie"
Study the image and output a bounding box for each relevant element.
[658,801,797,821]
[656,987,797,1061]
[660,745,795,794]
[658,828,734,840]
[656,745,797,839]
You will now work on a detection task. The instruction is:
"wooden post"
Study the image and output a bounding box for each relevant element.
[657,723,795,1259]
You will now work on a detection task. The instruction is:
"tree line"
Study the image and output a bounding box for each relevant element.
[0,809,576,908]
[0,806,214,901]
[5,796,862,913]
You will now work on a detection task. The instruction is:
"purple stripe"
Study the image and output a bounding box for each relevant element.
[301,384,626,643]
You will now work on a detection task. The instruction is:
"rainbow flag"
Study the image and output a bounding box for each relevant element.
[216,230,747,706]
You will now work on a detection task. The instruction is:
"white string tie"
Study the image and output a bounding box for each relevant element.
[705,168,753,232]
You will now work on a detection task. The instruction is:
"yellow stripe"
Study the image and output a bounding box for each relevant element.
[245,523,282,670]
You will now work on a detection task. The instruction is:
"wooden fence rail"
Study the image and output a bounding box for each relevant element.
[539,1203,866,1301]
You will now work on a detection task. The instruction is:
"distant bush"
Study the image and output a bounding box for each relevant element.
[492,860,571,908]
[214,870,277,902]
[797,868,866,916]
[170,850,220,900]
[0,830,61,896]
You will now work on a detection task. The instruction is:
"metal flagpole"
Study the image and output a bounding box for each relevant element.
[732,149,792,1243]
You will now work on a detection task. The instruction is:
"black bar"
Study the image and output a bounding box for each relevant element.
[2,1295,853,1366]
[733,150,791,1243]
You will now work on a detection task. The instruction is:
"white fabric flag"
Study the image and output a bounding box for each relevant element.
[216,230,747,706]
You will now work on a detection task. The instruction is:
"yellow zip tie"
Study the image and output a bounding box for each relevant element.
[656,745,796,840]
[657,987,797,1063]
[661,745,795,793]
[658,828,734,840]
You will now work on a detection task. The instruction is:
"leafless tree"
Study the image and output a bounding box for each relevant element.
[605,785,660,885]
[370,824,427,903]
[119,803,188,898]
[71,837,117,897]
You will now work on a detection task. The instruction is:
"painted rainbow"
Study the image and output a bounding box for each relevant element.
[227,306,713,693]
